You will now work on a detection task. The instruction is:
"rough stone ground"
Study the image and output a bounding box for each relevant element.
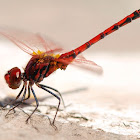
[0,109,138,140]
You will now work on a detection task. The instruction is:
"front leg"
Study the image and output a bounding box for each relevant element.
[2,85,25,109]
[5,83,27,117]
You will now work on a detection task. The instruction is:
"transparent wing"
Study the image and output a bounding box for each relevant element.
[57,54,103,74]
[0,27,63,55]
[72,55,103,74]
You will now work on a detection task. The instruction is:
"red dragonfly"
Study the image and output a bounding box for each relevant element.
[1,9,140,126]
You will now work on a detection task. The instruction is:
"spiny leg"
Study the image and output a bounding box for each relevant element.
[25,86,39,123]
[5,83,27,117]
[16,84,31,106]
[39,84,65,108]
[12,84,31,117]
[37,84,61,127]
[2,85,25,109]
[23,84,31,101]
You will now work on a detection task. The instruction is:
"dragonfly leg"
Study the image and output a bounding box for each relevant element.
[37,84,60,129]
[25,86,39,123]
[5,83,27,117]
[23,84,30,101]
[39,84,65,108]
[15,84,30,107]
[2,85,25,109]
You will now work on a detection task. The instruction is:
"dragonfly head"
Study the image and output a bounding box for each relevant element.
[5,67,22,89]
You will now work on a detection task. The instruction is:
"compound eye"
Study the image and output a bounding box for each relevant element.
[5,67,22,89]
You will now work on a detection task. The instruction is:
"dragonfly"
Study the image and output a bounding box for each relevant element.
[1,9,140,126]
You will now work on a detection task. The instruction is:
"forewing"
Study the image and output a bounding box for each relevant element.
[0,27,63,55]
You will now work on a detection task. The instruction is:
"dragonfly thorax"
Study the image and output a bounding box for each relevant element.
[24,54,68,84]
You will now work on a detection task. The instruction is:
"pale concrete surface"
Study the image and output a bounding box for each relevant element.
[0,110,138,140]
